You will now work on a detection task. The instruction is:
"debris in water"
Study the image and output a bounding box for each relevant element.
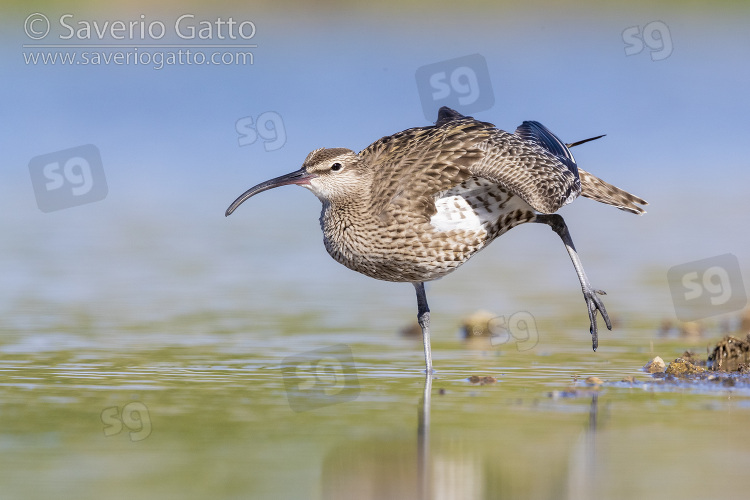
[708,334,750,372]
[679,350,705,366]
[665,357,706,377]
[643,356,666,373]
[468,375,497,385]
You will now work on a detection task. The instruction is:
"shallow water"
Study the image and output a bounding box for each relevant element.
[2,327,750,500]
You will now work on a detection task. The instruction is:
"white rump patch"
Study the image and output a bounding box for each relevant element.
[429,177,530,232]
[430,195,484,232]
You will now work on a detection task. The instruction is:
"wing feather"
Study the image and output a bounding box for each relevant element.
[361,114,491,221]
[360,107,641,219]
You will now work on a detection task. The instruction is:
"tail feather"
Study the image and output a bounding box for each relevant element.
[578,168,648,215]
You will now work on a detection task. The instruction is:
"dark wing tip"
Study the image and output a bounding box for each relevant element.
[515,121,572,160]
[566,134,606,148]
[516,120,578,177]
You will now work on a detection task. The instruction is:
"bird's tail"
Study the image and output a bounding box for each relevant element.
[577,168,648,215]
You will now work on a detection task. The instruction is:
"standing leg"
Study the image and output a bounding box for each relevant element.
[417,372,432,500]
[413,282,434,374]
[535,214,612,350]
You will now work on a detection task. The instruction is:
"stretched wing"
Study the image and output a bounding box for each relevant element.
[459,118,583,214]
[363,107,602,220]
[361,109,493,222]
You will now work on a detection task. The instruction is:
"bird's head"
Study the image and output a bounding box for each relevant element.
[225,148,365,216]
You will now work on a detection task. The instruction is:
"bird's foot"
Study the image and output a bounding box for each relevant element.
[584,287,612,351]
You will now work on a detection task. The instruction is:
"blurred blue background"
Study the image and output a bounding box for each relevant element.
[2,0,749,325]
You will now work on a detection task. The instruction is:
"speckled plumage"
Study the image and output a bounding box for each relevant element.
[226,107,648,370]
[302,108,645,283]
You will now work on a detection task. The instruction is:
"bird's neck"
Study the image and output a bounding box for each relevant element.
[319,193,376,263]
[320,194,370,231]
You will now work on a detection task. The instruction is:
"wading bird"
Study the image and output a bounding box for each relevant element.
[226,107,647,373]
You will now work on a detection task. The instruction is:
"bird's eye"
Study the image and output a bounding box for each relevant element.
[331,162,343,172]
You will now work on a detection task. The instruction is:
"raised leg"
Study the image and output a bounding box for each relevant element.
[534,213,612,350]
[413,282,434,373]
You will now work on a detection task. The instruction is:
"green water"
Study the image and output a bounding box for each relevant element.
[1,308,749,499]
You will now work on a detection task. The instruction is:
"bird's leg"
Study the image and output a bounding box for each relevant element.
[534,214,612,351]
[413,282,434,374]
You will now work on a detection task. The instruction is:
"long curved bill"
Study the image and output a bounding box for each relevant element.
[225,167,317,216]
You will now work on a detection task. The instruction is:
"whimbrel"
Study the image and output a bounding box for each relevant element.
[226,107,647,373]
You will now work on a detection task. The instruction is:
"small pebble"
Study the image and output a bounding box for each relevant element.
[468,375,497,385]
[643,356,666,373]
